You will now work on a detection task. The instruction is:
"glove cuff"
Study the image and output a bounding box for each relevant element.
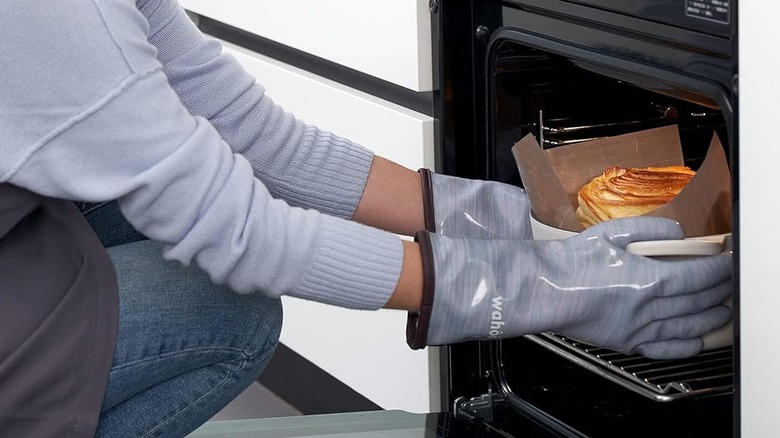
[418,168,436,233]
[406,231,437,349]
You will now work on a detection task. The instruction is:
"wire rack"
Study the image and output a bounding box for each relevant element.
[524,333,734,402]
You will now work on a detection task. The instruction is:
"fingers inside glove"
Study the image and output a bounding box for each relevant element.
[585,217,685,247]
[626,304,732,357]
[644,280,733,321]
[632,338,706,360]
[648,252,733,298]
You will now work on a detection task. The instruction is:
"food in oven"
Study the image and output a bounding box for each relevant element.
[575,165,696,228]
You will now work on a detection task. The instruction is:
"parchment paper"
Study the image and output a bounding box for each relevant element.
[511,125,732,237]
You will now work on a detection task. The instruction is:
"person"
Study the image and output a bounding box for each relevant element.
[0,0,733,437]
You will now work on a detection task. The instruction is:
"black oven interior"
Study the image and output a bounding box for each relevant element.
[439,2,737,436]
[486,45,732,437]
[464,338,733,438]
[489,41,729,187]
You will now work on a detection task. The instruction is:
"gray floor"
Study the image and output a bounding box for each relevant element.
[209,382,302,421]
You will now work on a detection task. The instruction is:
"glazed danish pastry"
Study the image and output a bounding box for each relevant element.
[576,165,695,228]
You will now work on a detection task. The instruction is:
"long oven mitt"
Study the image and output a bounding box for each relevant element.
[406,216,733,360]
[419,169,532,239]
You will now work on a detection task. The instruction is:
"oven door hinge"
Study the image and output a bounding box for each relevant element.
[453,390,506,423]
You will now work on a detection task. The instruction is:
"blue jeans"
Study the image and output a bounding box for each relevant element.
[80,202,283,438]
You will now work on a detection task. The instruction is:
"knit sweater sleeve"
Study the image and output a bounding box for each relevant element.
[137,0,374,219]
[0,0,403,310]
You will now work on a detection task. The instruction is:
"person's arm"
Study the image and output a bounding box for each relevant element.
[349,157,425,310]
[353,157,426,236]
[141,0,517,242]
[354,155,535,241]
[2,0,417,312]
[385,240,423,311]
[140,0,379,222]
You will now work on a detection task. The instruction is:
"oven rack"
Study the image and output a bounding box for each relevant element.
[524,333,734,402]
[533,103,723,148]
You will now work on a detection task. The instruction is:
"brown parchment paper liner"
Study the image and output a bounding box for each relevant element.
[511,125,732,237]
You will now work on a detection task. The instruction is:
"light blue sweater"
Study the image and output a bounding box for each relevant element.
[0,0,404,309]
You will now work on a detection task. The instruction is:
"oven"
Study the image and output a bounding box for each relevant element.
[432,0,743,436]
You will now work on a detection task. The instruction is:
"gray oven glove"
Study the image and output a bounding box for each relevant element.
[406,216,733,360]
[419,169,532,239]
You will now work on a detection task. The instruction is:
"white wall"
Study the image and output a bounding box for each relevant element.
[739,1,780,437]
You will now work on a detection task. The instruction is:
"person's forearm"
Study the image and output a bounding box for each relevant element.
[383,240,423,312]
[353,156,426,236]
[352,157,424,311]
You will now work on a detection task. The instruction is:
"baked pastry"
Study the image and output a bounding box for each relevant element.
[576,165,695,227]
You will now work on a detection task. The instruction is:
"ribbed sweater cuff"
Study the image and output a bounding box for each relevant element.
[271,127,376,220]
[290,215,404,310]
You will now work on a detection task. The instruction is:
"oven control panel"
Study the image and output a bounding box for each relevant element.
[556,0,733,37]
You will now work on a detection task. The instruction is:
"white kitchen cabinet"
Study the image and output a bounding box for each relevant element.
[180,0,433,92]
[211,38,438,414]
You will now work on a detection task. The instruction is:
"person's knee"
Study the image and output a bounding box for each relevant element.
[107,239,283,376]
[222,294,282,385]
[242,294,283,367]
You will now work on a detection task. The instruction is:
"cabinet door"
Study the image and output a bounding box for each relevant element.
[180,0,433,92]
[217,39,438,413]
